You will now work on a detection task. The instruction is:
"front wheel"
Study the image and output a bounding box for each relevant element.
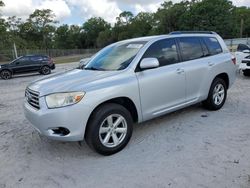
[85,103,133,155]
[0,70,12,80]
[203,78,227,111]
[243,70,250,77]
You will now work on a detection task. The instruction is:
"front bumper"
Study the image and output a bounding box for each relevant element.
[50,64,55,70]
[24,96,92,141]
[239,63,250,70]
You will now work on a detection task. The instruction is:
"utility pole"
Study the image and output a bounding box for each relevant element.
[240,18,244,38]
[13,42,17,59]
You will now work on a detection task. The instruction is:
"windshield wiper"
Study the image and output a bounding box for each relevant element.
[84,66,104,71]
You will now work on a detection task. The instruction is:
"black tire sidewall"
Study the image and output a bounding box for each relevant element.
[41,66,51,75]
[243,70,250,76]
[0,70,12,80]
[85,103,133,155]
[205,78,227,110]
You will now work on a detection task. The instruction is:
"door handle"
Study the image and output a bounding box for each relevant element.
[176,68,184,74]
[208,62,215,66]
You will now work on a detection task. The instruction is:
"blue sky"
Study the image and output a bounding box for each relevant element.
[1,0,250,25]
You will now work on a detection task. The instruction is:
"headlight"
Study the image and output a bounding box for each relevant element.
[45,92,85,108]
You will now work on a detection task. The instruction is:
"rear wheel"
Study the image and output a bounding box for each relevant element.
[243,70,250,77]
[85,103,133,155]
[40,66,51,75]
[0,70,12,80]
[203,78,227,111]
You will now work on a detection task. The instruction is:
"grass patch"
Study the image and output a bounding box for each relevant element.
[53,54,92,64]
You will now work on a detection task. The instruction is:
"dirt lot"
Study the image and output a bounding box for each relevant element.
[0,63,250,188]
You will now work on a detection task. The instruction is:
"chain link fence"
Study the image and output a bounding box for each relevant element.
[0,48,99,62]
[224,38,250,52]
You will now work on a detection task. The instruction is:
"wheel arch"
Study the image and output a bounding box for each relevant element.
[0,68,13,74]
[84,96,139,138]
[214,72,229,89]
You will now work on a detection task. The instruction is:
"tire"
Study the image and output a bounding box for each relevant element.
[0,70,12,80]
[40,66,51,75]
[85,103,133,155]
[203,78,227,111]
[243,70,250,77]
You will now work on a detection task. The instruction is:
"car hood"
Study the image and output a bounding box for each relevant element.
[28,69,120,96]
[0,63,9,68]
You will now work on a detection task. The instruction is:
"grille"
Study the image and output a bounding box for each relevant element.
[25,88,40,110]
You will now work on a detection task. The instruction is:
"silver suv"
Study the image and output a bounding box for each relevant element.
[24,31,237,155]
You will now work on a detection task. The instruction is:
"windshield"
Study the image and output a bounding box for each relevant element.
[84,41,146,71]
[10,56,22,64]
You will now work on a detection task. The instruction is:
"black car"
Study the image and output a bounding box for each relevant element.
[0,55,55,80]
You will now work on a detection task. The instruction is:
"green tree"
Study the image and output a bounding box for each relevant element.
[0,0,4,7]
[27,9,58,49]
[54,24,69,48]
[116,11,134,26]
[180,0,235,38]
[234,6,250,37]
[96,29,112,48]
[154,1,189,34]
[112,11,134,41]
[82,17,111,47]
[129,12,154,37]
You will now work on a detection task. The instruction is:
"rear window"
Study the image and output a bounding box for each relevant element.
[30,56,44,61]
[179,37,203,61]
[203,37,222,55]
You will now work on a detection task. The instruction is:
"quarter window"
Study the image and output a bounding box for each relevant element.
[142,38,179,67]
[31,56,43,61]
[179,37,203,61]
[203,37,222,55]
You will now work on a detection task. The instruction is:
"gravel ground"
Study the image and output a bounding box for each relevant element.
[0,63,250,188]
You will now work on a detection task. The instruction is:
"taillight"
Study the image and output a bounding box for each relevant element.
[231,56,236,65]
[49,58,53,64]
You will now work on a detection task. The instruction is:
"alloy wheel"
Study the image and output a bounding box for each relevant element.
[99,114,128,148]
[213,83,225,105]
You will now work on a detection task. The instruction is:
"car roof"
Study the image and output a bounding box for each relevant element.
[120,32,219,44]
[23,54,48,57]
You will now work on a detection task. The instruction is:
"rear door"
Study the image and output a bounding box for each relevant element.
[29,56,43,71]
[177,37,210,102]
[136,38,186,120]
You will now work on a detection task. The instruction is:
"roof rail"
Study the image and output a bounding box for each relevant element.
[169,31,217,35]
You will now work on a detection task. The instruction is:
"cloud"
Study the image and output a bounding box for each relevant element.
[232,0,250,7]
[1,0,250,25]
[2,0,33,19]
[134,2,161,14]
[1,0,71,21]
[65,0,122,23]
[38,0,71,21]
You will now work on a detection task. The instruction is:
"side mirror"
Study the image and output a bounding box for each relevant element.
[243,49,250,53]
[79,58,90,69]
[140,58,159,70]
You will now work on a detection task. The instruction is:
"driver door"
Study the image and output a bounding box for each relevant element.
[12,56,31,73]
[136,38,186,121]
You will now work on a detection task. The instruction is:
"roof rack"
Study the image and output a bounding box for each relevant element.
[169,31,216,35]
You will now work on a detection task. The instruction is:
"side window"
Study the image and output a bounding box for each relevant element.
[203,37,222,55]
[179,37,204,61]
[31,56,43,62]
[16,57,29,64]
[42,56,49,61]
[142,38,179,67]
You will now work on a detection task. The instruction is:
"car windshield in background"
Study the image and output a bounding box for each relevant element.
[84,41,146,71]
